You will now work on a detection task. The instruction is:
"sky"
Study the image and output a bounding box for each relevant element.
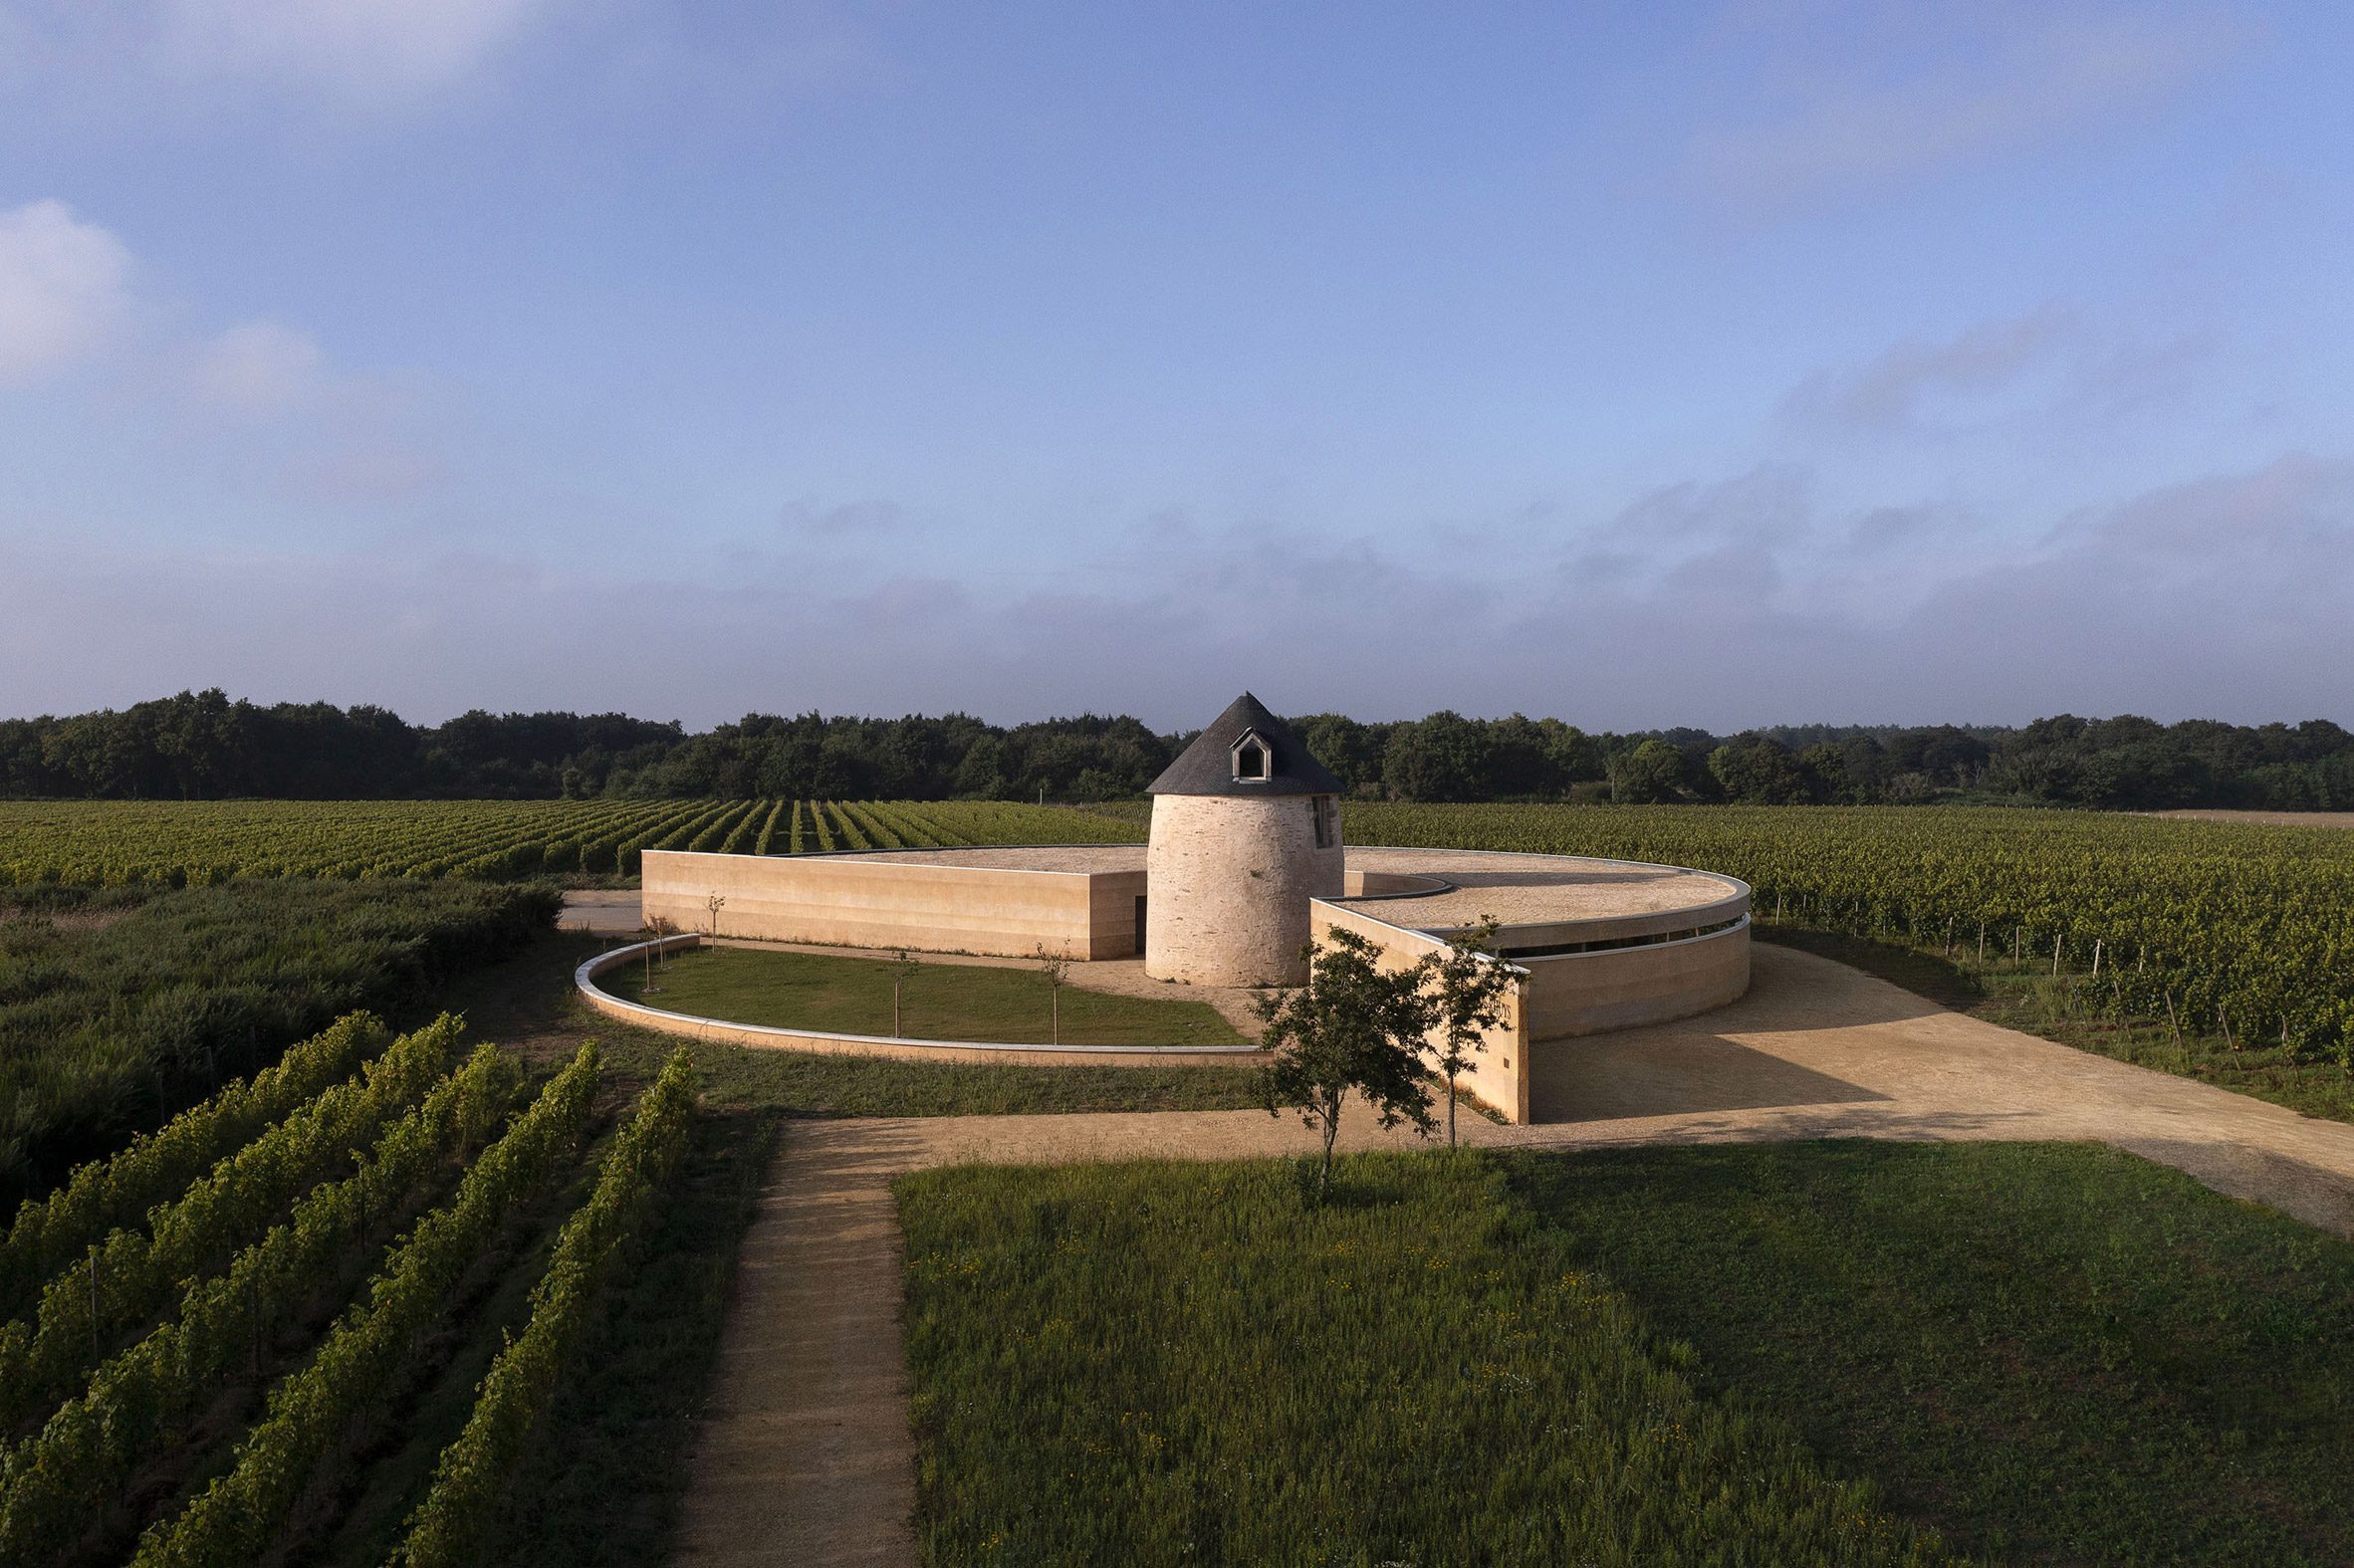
[1,0,2350,733]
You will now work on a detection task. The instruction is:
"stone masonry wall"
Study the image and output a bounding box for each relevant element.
[1144,791,1343,986]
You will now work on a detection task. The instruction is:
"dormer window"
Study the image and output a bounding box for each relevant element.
[1231,732,1270,781]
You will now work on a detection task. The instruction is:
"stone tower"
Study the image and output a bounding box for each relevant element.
[1144,693,1345,987]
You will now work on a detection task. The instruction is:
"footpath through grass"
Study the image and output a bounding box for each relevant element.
[900,1142,2354,1565]
[898,1151,1947,1565]
[603,942,1250,1047]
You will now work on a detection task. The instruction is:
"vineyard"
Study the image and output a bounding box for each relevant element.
[7,796,2351,1068]
[0,1008,699,1567]
[0,798,1141,886]
[1349,803,2354,1064]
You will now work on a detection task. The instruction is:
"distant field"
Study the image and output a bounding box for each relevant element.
[2150,808,2354,828]
[0,798,1140,886]
[602,943,1249,1047]
[8,796,2351,1079]
[1344,801,2354,1069]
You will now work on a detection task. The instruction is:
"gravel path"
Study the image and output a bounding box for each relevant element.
[671,942,2354,1565]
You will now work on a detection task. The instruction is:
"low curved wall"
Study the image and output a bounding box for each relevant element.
[1513,918,1752,1038]
[575,937,1268,1067]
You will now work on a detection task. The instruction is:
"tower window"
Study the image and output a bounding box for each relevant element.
[1233,738,1268,780]
[1312,795,1336,848]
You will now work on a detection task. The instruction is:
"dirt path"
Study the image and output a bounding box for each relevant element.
[673,942,2354,1564]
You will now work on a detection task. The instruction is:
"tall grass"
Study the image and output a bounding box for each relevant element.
[0,880,558,1207]
[897,1152,1945,1565]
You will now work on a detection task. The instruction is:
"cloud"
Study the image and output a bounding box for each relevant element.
[0,202,454,502]
[154,0,558,102]
[0,199,133,381]
[1787,306,2072,428]
[1783,304,2216,436]
[781,498,908,538]
[9,450,2343,732]
[1606,465,1813,547]
[186,318,322,415]
[0,0,563,110]
[1688,5,2251,213]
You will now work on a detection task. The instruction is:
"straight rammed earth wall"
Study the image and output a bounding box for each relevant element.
[641,850,1147,960]
[1311,903,1531,1125]
[1309,899,1755,1126]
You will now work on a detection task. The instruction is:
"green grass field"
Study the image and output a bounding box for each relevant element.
[898,1151,1949,1566]
[898,1142,2354,1565]
[601,942,1251,1047]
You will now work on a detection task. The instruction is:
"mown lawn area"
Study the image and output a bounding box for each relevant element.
[444,932,1269,1117]
[602,942,1251,1047]
[898,1142,2354,1565]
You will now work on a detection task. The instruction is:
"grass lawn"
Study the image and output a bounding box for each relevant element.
[602,942,1251,1047]
[899,1142,2354,1565]
[897,1151,1947,1566]
[438,932,1269,1117]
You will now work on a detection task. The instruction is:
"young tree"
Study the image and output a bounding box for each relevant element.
[1425,917,1518,1148]
[888,949,921,1036]
[1035,944,1070,1044]
[1256,927,1437,1198]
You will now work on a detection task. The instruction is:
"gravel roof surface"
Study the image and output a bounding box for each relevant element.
[839,846,1147,873]
[1332,847,1745,931]
[840,842,1745,931]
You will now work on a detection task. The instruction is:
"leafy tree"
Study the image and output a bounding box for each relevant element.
[1706,738,1811,804]
[1424,917,1518,1148]
[1382,711,1492,801]
[1611,739,1690,803]
[1256,928,1436,1197]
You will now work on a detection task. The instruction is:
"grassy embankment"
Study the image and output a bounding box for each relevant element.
[899,1143,2354,1565]
[0,879,559,1208]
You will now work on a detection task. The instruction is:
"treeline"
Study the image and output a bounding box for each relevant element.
[3,689,2352,810]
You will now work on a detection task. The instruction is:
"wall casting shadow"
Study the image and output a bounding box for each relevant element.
[1531,1036,1890,1124]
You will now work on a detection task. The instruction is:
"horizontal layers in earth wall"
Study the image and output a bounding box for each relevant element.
[641,850,1145,960]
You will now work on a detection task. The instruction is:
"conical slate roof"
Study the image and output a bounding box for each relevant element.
[1147,693,1344,796]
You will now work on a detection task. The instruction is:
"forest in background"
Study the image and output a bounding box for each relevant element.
[3,688,2352,810]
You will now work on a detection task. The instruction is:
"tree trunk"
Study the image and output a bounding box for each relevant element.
[1319,1088,1342,1194]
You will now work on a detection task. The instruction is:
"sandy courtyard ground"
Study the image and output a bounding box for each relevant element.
[669,942,2354,1565]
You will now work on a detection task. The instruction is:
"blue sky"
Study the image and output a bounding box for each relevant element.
[2,1,2350,730]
